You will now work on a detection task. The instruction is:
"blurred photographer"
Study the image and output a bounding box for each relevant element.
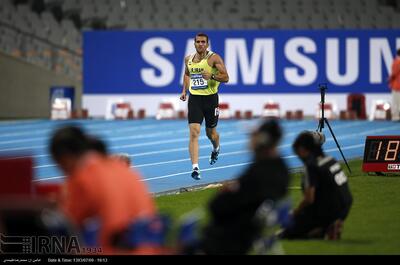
[194,119,290,254]
[280,131,352,240]
[49,125,158,254]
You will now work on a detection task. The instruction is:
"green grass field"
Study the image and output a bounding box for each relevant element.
[155,159,400,254]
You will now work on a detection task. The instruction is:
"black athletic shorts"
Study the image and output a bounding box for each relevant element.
[188,93,219,128]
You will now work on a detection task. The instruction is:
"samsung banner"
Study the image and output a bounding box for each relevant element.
[83,30,400,116]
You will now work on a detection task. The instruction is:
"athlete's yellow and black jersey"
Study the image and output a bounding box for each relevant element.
[187,51,220,96]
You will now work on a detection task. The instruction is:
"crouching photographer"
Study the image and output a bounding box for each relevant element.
[280,131,353,240]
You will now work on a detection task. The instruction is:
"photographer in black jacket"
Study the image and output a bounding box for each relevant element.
[280,131,353,240]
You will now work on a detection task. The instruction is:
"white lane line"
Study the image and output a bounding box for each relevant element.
[0,137,47,145]
[0,119,363,149]
[32,143,364,183]
[0,145,45,152]
[0,120,371,152]
[0,119,220,134]
[0,120,334,143]
[0,123,179,143]
[141,143,364,182]
[0,120,44,125]
[0,121,104,137]
[0,120,235,145]
[0,120,181,139]
[34,136,296,169]
[0,119,321,146]
[16,128,250,159]
[0,130,232,153]
[135,150,251,168]
[32,175,65,182]
[0,123,168,144]
[30,122,388,169]
[142,162,253,181]
[34,140,251,169]
[0,118,285,144]
[0,118,254,150]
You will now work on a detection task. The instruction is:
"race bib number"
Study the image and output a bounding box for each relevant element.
[190,74,208,90]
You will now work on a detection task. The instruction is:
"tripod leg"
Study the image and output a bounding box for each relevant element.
[324,118,352,174]
[317,118,324,132]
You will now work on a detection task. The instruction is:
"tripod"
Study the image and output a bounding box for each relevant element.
[317,83,352,174]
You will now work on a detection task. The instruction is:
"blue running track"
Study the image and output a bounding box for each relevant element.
[0,119,398,193]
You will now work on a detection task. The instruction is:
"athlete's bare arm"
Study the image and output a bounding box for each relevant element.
[180,56,190,101]
[202,54,229,83]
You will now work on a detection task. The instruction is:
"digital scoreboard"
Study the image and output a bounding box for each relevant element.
[362,136,400,173]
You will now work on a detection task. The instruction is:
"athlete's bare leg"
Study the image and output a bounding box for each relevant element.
[206,127,220,165]
[206,127,219,149]
[189,123,201,165]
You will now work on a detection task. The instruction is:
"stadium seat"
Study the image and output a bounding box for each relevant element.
[51,97,72,120]
[286,111,294,120]
[43,0,64,9]
[347,93,366,119]
[234,110,242,119]
[262,101,280,119]
[0,0,393,82]
[370,100,391,121]
[177,110,186,119]
[105,99,131,120]
[113,103,133,120]
[340,110,357,120]
[0,0,397,120]
[137,109,146,119]
[294,110,304,120]
[244,110,253,119]
[61,0,81,17]
[71,108,89,119]
[316,101,337,120]
[156,102,176,120]
[218,103,232,119]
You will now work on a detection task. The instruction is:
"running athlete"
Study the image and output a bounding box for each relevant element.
[180,32,229,180]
